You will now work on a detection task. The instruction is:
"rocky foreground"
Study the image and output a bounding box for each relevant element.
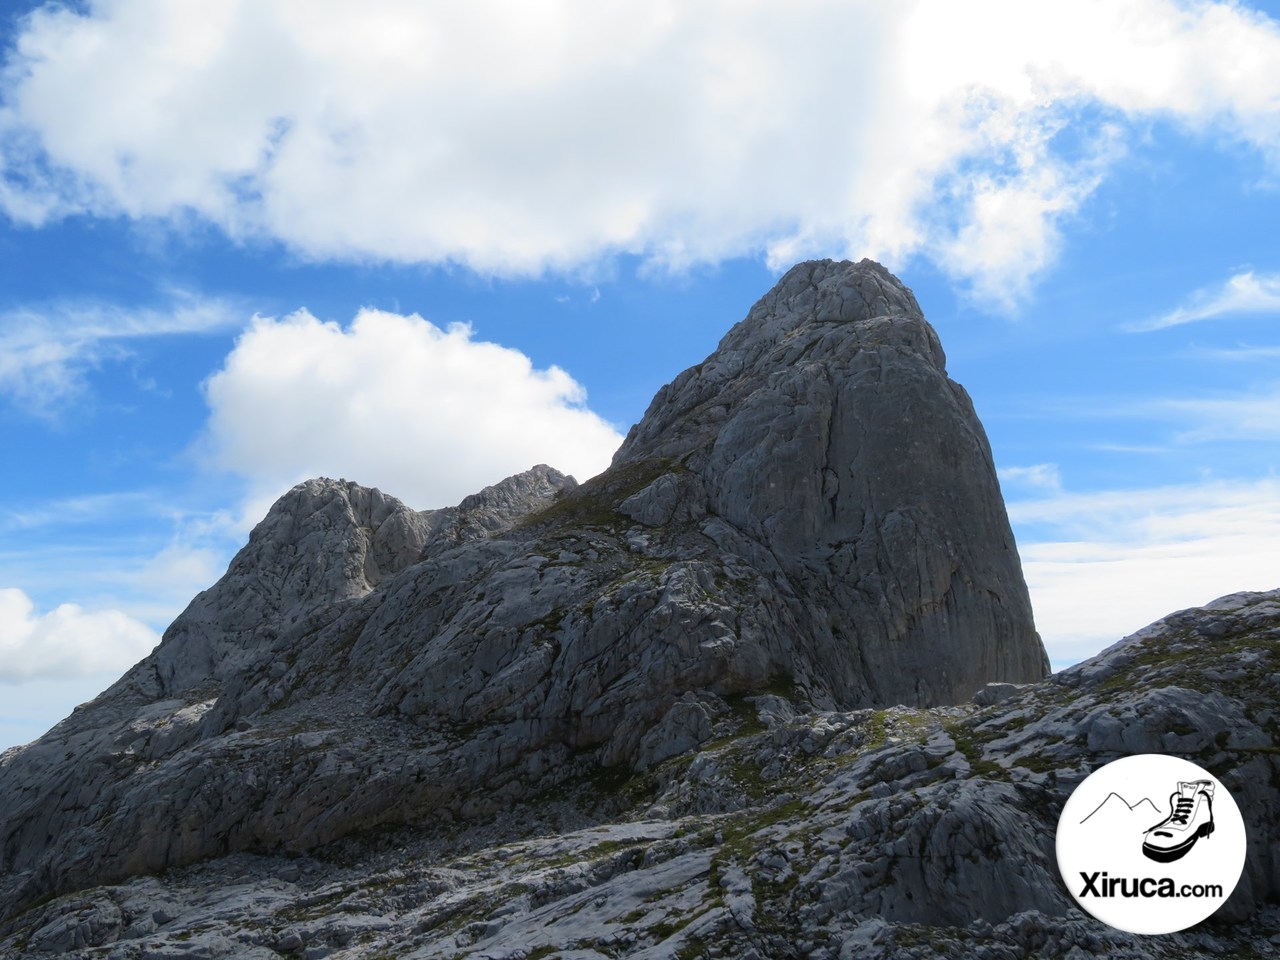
[2,588,1278,958]
[1,259,1275,958]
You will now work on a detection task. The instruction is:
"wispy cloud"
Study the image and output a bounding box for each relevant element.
[0,474,247,633]
[0,293,240,415]
[1007,477,1280,668]
[1089,443,1175,455]
[1131,271,1280,331]
[2,2,1279,307]
[1039,380,1280,446]
[1188,342,1280,361]
[0,490,162,533]
[1161,384,1280,442]
[998,463,1063,493]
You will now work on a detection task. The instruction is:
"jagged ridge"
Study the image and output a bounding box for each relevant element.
[0,259,1048,919]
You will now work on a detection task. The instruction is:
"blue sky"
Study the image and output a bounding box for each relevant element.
[2,0,1279,750]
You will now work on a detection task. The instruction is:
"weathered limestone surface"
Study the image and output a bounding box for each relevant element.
[614,258,1047,704]
[1,589,1277,958]
[0,260,1052,925]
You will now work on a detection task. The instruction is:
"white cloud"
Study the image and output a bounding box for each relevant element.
[0,487,247,632]
[1161,383,1280,442]
[0,293,239,415]
[202,308,624,517]
[930,117,1125,309]
[998,462,1063,492]
[1050,377,1280,446]
[1089,442,1175,455]
[0,586,159,682]
[0,489,163,533]
[1193,343,1280,361]
[1008,477,1280,668]
[1132,270,1280,331]
[2,1,1279,306]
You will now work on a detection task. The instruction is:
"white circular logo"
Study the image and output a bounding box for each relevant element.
[1056,754,1246,934]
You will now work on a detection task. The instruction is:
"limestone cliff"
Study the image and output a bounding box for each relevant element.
[615,258,1047,704]
[0,259,1048,922]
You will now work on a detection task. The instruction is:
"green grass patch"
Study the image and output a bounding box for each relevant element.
[516,458,680,533]
[944,720,1004,780]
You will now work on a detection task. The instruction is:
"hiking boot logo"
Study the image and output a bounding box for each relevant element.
[1056,754,1247,935]
[1142,780,1214,863]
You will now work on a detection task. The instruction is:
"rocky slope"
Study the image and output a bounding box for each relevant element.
[0,259,1049,922]
[1,588,1277,959]
[2,256,1159,953]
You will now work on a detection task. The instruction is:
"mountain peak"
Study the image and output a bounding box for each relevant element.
[716,258,936,371]
[614,258,944,468]
[725,257,927,345]
[0,262,1046,916]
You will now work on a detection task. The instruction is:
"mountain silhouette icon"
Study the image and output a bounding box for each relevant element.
[1080,792,1161,826]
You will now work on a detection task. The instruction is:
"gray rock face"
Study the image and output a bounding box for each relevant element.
[2,588,1276,958]
[149,478,436,695]
[615,259,1047,704]
[0,259,1047,920]
[137,467,576,698]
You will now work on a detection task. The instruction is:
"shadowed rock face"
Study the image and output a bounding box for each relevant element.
[0,259,1047,916]
[616,259,1047,704]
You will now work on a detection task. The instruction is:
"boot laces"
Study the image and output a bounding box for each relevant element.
[1170,796,1195,825]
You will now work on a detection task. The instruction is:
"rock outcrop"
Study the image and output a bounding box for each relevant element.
[1,588,1276,959]
[614,259,1046,704]
[0,259,1049,927]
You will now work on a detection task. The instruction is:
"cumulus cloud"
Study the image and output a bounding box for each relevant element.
[1007,477,1280,668]
[2,1,1279,305]
[0,294,238,415]
[0,587,159,681]
[1132,270,1280,331]
[202,308,624,518]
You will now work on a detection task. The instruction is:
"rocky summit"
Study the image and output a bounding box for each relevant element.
[2,259,1273,959]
